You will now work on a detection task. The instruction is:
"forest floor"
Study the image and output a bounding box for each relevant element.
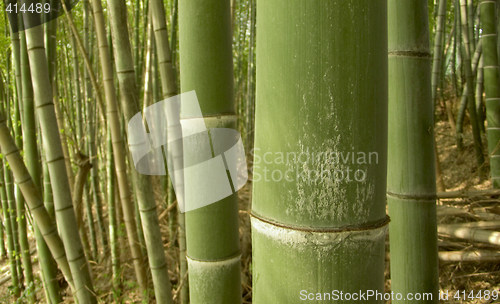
[1,115,500,303]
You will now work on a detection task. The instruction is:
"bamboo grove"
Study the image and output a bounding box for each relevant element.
[0,0,497,303]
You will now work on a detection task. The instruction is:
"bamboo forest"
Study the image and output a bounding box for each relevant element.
[2,0,500,303]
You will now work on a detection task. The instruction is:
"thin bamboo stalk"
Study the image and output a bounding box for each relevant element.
[459,0,485,178]
[107,0,175,301]
[107,127,121,302]
[0,166,19,297]
[89,0,148,292]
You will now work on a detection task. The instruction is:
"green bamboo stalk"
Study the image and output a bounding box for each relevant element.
[107,0,175,302]
[0,112,76,295]
[83,0,108,253]
[90,0,148,292]
[251,1,388,303]
[31,18,62,301]
[387,1,439,302]
[476,56,485,133]
[179,1,242,303]
[468,0,476,54]
[432,0,447,108]
[142,10,154,111]
[138,0,149,94]
[0,166,19,298]
[169,0,178,79]
[177,210,187,304]
[7,13,26,295]
[0,212,5,258]
[69,12,84,150]
[134,0,141,84]
[12,63,35,304]
[481,0,500,187]
[60,1,106,122]
[5,154,22,292]
[245,0,256,152]
[460,0,485,178]
[150,0,177,99]
[107,127,121,302]
[150,1,186,301]
[20,3,96,301]
[456,39,482,144]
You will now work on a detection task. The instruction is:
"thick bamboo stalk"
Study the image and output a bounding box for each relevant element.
[252,1,388,303]
[179,1,243,303]
[21,5,96,302]
[387,1,439,302]
[90,0,148,292]
[481,0,500,188]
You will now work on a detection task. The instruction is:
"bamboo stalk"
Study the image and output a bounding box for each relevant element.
[89,0,148,293]
[252,1,388,303]
[107,0,175,301]
[438,225,500,245]
[438,188,500,198]
[20,3,96,301]
[387,1,439,302]
[480,0,500,188]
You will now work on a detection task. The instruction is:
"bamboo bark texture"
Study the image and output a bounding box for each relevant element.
[251,1,388,303]
[387,1,439,302]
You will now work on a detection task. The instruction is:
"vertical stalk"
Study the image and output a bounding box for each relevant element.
[251,1,388,303]
[245,0,256,152]
[481,0,500,187]
[460,0,485,178]
[108,0,175,302]
[1,162,19,297]
[90,0,148,292]
[179,0,242,301]
[476,56,485,133]
[107,127,121,302]
[387,1,439,302]
[21,2,97,302]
